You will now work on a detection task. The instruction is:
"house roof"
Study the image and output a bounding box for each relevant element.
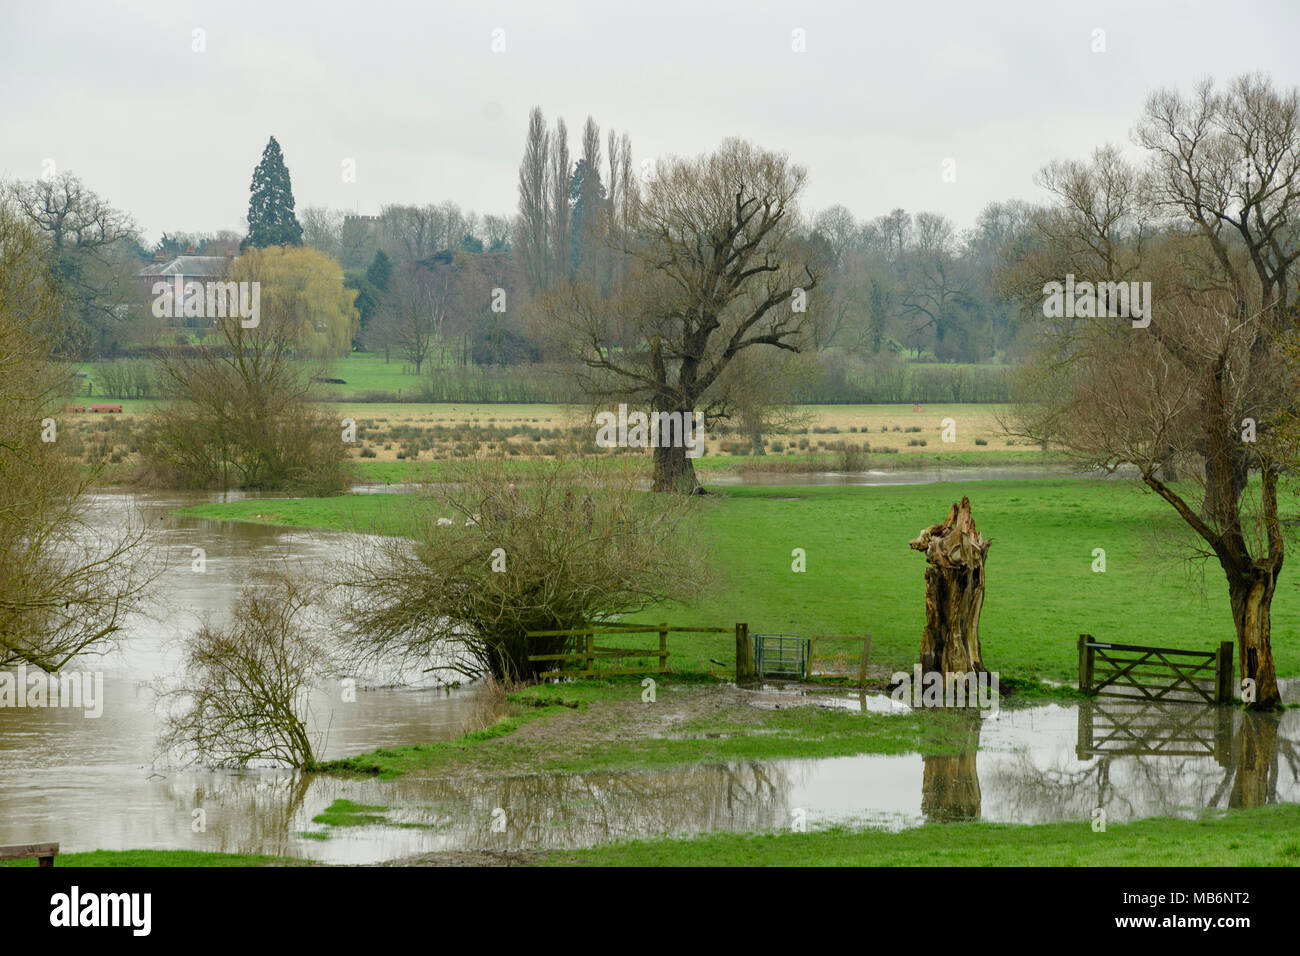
[137,256,232,278]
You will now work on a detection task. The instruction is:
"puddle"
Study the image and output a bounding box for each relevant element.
[4,698,1295,863]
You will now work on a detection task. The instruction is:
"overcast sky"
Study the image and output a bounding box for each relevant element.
[3,0,1298,245]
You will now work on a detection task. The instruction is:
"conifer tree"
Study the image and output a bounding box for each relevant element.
[243,136,304,249]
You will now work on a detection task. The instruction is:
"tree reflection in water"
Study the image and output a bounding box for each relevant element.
[984,701,1300,825]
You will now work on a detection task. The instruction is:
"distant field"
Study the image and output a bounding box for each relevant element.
[330,401,1018,462]
[64,351,1028,467]
[62,394,1027,468]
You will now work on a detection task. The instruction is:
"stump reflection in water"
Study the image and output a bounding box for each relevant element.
[922,712,984,823]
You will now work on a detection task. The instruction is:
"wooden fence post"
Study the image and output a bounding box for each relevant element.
[659,623,668,673]
[735,623,753,681]
[859,634,872,687]
[1078,634,1094,693]
[585,632,594,676]
[1216,640,1234,704]
[807,636,818,681]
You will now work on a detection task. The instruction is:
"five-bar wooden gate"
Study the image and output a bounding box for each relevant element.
[1077,634,1233,704]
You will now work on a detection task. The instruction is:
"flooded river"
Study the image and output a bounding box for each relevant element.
[1,479,1296,863]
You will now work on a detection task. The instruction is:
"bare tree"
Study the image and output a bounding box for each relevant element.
[1136,74,1300,326]
[300,206,343,257]
[6,171,140,357]
[898,212,976,359]
[157,569,328,769]
[1007,75,1300,711]
[482,213,512,252]
[812,204,858,264]
[376,253,486,373]
[380,204,442,264]
[379,260,440,374]
[546,139,826,491]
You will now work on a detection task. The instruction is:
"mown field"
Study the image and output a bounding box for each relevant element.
[179,478,1300,683]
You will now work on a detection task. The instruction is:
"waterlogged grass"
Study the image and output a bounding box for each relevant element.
[312,799,390,827]
[543,804,1300,867]
[179,478,1300,683]
[303,798,452,836]
[1,849,310,867]
[321,679,980,779]
[318,705,574,778]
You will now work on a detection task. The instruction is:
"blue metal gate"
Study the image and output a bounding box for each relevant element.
[753,633,809,680]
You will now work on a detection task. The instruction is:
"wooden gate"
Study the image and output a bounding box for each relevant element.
[807,634,872,684]
[1077,634,1233,704]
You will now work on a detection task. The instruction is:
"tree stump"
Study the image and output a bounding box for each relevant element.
[909,496,991,676]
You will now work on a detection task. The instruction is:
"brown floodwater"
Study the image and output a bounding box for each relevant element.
[0,487,1296,863]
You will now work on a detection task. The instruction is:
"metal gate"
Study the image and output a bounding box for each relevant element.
[753,633,809,680]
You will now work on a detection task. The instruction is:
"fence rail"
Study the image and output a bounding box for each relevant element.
[527,623,734,678]
[1077,634,1233,705]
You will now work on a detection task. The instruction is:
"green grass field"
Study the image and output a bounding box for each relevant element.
[546,804,1300,867]
[179,478,1300,683]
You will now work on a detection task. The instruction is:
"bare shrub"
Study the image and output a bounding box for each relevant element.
[336,457,711,682]
[157,570,328,768]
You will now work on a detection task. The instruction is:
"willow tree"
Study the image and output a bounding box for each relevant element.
[230,244,359,359]
[546,139,825,492]
[1002,75,1300,712]
[1007,248,1293,711]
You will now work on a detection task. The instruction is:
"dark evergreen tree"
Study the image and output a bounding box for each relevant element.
[568,158,605,272]
[243,136,304,249]
[365,249,392,292]
[343,270,378,345]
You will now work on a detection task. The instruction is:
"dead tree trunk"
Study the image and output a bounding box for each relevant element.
[909,496,991,676]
